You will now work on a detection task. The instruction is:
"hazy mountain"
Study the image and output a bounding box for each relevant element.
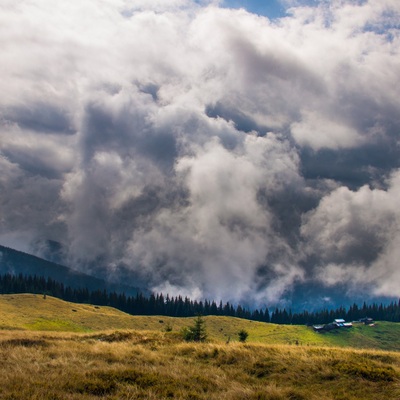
[1,243,396,312]
[0,244,147,296]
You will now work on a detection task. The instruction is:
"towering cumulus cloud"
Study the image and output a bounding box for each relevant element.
[1,0,399,305]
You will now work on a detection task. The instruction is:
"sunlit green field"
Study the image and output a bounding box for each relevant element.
[1,294,400,351]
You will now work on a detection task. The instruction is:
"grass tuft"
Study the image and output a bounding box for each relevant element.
[87,331,133,342]
[337,362,397,382]
[0,338,49,348]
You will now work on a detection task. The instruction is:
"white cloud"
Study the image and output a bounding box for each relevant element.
[291,110,363,150]
[125,133,303,302]
[1,0,399,303]
[302,170,400,296]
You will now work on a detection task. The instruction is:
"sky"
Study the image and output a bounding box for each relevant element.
[1,0,400,307]
[222,0,286,19]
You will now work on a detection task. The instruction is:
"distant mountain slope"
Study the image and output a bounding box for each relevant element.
[281,279,398,313]
[1,244,395,312]
[0,244,147,296]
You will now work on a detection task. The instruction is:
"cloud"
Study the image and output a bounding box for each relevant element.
[1,0,400,305]
[302,170,400,296]
[125,133,303,301]
[291,110,364,150]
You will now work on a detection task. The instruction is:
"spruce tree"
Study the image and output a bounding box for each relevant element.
[183,315,207,342]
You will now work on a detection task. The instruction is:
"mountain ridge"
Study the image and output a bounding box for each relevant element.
[0,244,146,297]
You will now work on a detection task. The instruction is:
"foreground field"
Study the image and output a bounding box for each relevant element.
[1,329,400,400]
[1,294,400,399]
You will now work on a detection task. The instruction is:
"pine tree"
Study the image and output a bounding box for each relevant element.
[183,315,207,342]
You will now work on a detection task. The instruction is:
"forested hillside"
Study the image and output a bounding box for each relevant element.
[0,244,144,296]
[1,273,400,325]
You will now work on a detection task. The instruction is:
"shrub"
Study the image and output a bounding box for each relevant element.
[238,329,249,343]
[165,322,173,332]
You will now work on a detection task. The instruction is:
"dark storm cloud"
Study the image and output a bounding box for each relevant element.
[300,139,400,190]
[1,0,400,305]
[205,102,269,134]
[80,89,178,169]
[5,103,75,135]
[228,34,325,94]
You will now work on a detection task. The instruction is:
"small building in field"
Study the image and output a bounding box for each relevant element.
[359,317,374,325]
[312,325,325,332]
[334,319,345,327]
[313,318,352,332]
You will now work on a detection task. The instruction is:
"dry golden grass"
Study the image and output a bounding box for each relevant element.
[1,294,400,399]
[0,329,399,400]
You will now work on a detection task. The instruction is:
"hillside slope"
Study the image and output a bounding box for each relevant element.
[1,294,400,351]
[0,244,146,296]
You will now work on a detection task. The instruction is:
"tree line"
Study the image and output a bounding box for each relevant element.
[1,273,400,324]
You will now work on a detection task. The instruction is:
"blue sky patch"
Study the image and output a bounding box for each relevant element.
[222,0,287,19]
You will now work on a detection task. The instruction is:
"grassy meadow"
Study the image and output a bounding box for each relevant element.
[1,329,400,399]
[1,294,400,350]
[1,294,400,399]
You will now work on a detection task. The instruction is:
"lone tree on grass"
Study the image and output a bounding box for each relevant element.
[183,315,207,342]
[238,329,249,343]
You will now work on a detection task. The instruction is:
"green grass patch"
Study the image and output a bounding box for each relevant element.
[2,294,400,352]
[25,318,90,332]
